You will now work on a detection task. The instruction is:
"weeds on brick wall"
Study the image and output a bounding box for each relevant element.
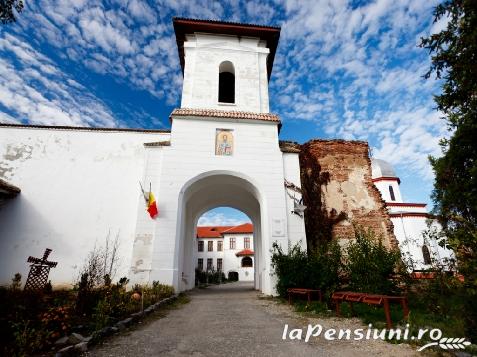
[299,144,347,253]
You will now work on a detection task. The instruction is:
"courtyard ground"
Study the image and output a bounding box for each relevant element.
[87,282,426,357]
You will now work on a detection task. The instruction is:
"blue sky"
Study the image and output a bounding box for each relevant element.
[0,0,449,225]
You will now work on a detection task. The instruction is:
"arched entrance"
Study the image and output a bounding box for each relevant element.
[175,171,265,292]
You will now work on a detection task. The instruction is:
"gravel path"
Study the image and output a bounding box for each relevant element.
[88,282,424,357]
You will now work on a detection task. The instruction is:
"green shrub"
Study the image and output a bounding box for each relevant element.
[344,227,403,295]
[271,241,342,298]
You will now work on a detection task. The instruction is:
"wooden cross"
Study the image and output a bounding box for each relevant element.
[24,248,58,292]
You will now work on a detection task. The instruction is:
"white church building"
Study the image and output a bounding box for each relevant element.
[371,159,454,270]
[196,223,255,281]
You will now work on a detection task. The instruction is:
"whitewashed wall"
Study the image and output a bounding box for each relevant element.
[130,116,290,295]
[0,127,170,287]
[222,233,254,281]
[181,34,270,113]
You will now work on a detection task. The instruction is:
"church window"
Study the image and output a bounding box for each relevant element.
[422,245,431,265]
[197,258,203,271]
[389,185,396,201]
[218,61,235,103]
[241,257,253,267]
[217,241,223,251]
[198,241,204,252]
[244,237,250,249]
[230,237,236,249]
[208,241,213,251]
[217,258,223,271]
[207,258,213,270]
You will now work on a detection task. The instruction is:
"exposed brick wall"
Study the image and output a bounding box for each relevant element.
[300,139,398,249]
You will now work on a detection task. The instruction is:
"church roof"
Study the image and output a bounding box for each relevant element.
[371,158,398,179]
[170,108,281,124]
[173,17,281,81]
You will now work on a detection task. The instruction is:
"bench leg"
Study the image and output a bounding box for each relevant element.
[383,299,393,329]
[401,299,410,319]
[349,302,355,316]
[307,292,311,305]
[335,301,341,316]
[288,293,292,305]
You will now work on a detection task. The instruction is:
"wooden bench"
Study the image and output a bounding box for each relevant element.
[287,288,322,305]
[332,291,409,328]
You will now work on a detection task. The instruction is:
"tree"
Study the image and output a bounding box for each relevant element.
[0,0,23,24]
[420,0,477,341]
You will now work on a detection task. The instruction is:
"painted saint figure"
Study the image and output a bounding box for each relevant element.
[216,129,233,156]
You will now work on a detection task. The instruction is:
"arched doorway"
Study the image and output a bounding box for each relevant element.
[175,171,265,292]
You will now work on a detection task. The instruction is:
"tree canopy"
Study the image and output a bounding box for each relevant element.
[0,0,23,24]
[420,0,477,340]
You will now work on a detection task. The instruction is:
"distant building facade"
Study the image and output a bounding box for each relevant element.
[196,223,254,281]
[371,159,454,270]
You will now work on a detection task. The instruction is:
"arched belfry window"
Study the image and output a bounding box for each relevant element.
[218,61,235,103]
[422,245,431,265]
[389,185,396,201]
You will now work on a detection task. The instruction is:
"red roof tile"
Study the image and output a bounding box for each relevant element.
[196,226,233,238]
[236,249,254,256]
[170,108,280,123]
[196,223,253,238]
[221,223,254,234]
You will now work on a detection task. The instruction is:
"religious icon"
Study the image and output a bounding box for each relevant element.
[215,129,233,156]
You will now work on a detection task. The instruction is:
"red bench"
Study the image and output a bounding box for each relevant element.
[332,291,409,328]
[287,288,322,305]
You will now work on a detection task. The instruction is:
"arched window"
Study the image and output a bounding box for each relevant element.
[422,245,431,265]
[218,61,235,103]
[389,185,396,201]
[241,256,253,267]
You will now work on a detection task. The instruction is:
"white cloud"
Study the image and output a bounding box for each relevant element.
[198,212,250,227]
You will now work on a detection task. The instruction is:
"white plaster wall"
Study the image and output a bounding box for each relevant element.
[0,127,170,287]
[391,216,453,270]
[130,116,288,295]
[196,238,224,270]
[282,153,307,250]
[374,180,403,202]
[222,233,254,281]
[181,34,270,113]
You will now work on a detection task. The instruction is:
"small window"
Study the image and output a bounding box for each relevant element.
[197,258,203,271]
[217,241,223,251]
[244,237,250,249]
[230,237,236,249]
[422,245,431,265]
[198,241,204,252]
[241,257,253,267]
[217,258,223,271]
[218,61,235,103]
[389,185,396,201]
[207,258,213,271]
[208,241,213,252]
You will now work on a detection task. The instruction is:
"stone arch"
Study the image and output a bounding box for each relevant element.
[174,170,267,292]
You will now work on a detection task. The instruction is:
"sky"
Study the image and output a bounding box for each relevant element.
[0,0,449,225]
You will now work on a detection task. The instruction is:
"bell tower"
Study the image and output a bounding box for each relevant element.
[173,18,280,113]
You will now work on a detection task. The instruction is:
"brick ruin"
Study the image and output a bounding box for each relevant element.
[282,139,398,251]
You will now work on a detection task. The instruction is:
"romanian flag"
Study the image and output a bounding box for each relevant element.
[147,191,159,218]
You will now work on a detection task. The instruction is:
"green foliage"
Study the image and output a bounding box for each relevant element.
[0,0,23,24]
[195,268,226,285]
[344,227,404,295]
[271,240,342,298]
[420,0,477,341]
[11,272,22,290]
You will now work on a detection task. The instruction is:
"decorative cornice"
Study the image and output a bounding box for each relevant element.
[0,123,170,134]
[170,108,281,123]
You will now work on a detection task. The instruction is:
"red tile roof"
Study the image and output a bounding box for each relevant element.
[221,223,254,234]
[236,249,254,256]
[196,223,253,238]
[170,108,281,123]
